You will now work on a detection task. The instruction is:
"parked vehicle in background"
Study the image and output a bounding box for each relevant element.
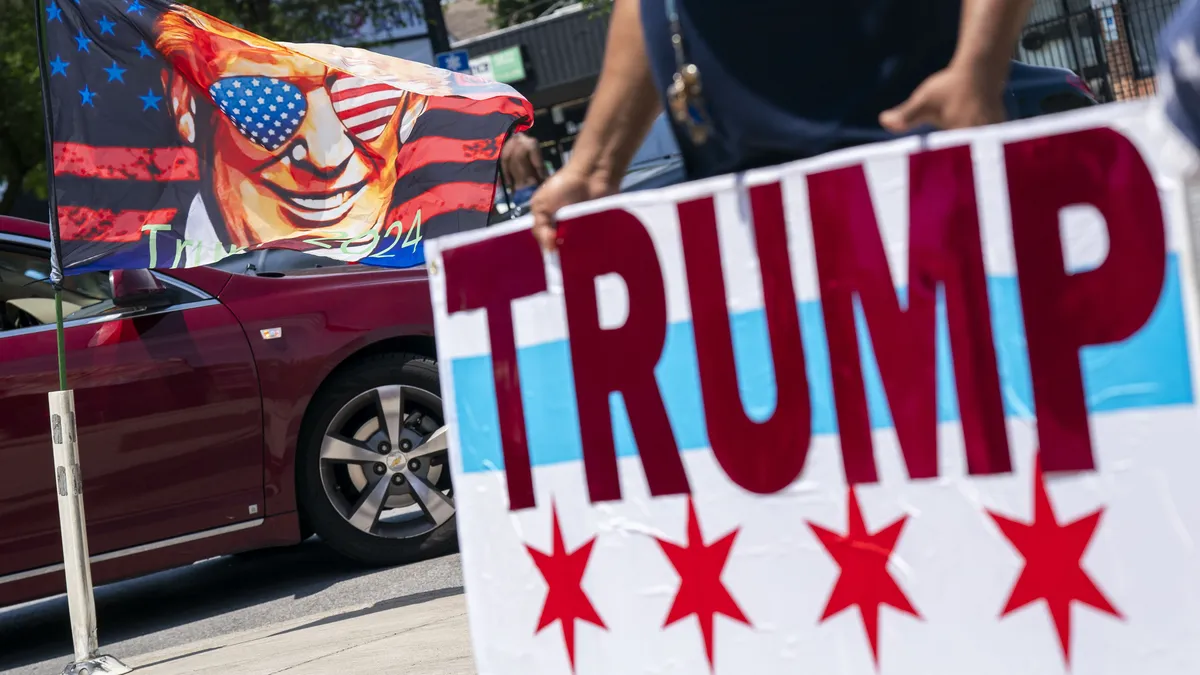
[0,215,454,609]
[1005,60,1099,117]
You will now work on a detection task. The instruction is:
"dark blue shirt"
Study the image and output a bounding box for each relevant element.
[639,0,961,179]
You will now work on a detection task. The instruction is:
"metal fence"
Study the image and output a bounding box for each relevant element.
[1017,0,1180,102]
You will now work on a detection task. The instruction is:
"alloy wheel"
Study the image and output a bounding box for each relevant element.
[318,384,453,539]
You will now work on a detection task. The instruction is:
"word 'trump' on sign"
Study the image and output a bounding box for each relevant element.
[427,101,1200,674]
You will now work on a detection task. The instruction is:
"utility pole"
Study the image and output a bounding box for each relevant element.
[422,0,452,52]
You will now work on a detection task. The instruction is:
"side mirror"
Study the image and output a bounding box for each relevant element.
[109,269,170,309]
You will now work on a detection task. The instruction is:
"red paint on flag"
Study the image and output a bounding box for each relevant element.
[395,133,507,172]
[385,181,499,229]
[58,207,178,242]
[53,143,199,181]
[425,94,532,125]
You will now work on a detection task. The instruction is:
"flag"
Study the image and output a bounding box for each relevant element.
[38,0,533,273]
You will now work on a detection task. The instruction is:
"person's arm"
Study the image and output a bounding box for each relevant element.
[565,0,662,189]
[951,0,1036,96]
[881,0,1034,132]
[529,0,661,250]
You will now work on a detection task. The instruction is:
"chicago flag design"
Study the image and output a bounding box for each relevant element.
[427,101,1200,674]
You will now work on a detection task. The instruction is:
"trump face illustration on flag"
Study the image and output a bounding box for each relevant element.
[154,6,433,254]
[42,0,532,272]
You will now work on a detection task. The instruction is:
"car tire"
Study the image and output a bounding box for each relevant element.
[296,352,458,567]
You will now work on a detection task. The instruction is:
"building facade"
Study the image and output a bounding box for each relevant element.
[451,4,610,171]
[1018,0,1179,101]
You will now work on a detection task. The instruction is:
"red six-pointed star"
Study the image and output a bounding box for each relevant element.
[655,498,751,671]
[987,454,1122,666]
[525,501,607,672]
[808,487,920,668]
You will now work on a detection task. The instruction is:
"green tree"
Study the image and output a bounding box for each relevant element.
[0,0,428,215]
[0,0,47,215]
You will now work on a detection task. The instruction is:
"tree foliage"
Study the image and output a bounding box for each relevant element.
[0,0,47,215]
[0,0,427,215]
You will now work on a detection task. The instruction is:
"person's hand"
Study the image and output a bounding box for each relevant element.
[501,133,545,189]
[879,64,1007,133]
[530,166,619,252]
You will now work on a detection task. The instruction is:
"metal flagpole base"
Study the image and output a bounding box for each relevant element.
[49,391,129,675]
[61,654,131,675]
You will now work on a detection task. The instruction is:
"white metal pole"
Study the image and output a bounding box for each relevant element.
[48,390,130,675]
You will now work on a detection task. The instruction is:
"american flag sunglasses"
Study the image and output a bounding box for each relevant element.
[208,74,408,152]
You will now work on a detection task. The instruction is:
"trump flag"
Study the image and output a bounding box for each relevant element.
[38,0,532,273]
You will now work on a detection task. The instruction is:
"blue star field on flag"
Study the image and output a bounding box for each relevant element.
[39,0,188,272]
[43,1,169,122]
[209,77,308,152]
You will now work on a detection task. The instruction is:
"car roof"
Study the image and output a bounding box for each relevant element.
[0,216,52,241]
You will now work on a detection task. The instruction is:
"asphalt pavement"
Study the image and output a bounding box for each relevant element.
[0,539,464,675]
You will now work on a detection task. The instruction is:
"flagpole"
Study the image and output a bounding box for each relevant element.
[31,1,130,674]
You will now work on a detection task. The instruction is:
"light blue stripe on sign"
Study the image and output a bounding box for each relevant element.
[450,255,1193,474]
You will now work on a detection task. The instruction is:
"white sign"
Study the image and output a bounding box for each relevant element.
[470,55,494,80]
[1100,7,1120,43]
[427,101,1200,674]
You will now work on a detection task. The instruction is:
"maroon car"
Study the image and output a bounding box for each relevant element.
[0,215,455,609]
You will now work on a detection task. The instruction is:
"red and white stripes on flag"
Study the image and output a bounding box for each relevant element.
[331,76,407,142]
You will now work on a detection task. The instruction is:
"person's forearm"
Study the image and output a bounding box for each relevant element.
[951,0,1035,91]
[568,0,662,187]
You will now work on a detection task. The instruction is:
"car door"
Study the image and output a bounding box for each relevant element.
[0,233,264,578]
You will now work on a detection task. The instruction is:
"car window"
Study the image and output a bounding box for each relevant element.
[0,246,115,332]
[0,245,204,333]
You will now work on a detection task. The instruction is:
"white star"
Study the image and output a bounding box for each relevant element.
[251,130,259,137]
[232,81,241,88]
[274,120,281,127]
[268,129,276,136]
[239,99,246,106]
[251,79,259,86]
[257,97,264,104]
[269,105,277,111]
[257,122,264,128]
[244,116,252,123]
[265,87,272,94]
[251,107,258,113]
[226,90,234,97]
[270,77,279,83]
[214,82,222,89]
[287,102,295,109]
[233,108,240,115]
[276,96,284,103]
[281,112,288,119]
[295,93,301,100]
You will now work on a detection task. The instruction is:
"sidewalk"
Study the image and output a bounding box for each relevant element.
[124,588,474,675]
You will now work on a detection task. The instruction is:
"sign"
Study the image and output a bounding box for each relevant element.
[1100,7,1120,42]
[427,101,1200,673]
[469,46,528,84]
[437,49,472,73]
